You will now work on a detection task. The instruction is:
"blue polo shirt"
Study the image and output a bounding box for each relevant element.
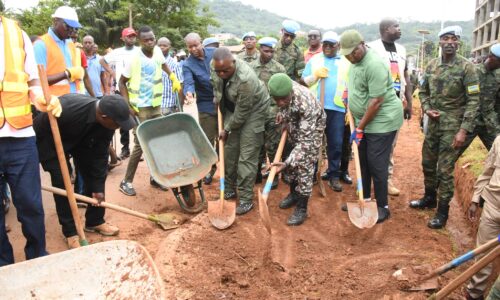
[182,47,215,115]
[86,54,104,97]
[34,28,78,93]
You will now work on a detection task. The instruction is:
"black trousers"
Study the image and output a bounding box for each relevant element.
[358,131,397,208]
[42,159,105,238]
[340,123,351,174]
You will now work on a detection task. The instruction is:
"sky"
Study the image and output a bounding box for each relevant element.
[5,0,476,28]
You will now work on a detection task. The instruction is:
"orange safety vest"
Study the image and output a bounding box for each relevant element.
[40,33,81,96]
[0,16,32,129]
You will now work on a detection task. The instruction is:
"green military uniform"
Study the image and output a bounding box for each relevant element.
[460,63,500,154]
[275,42,305,81]
[420,54,480,209]
[237,50,259,63]
[495,69,500,125]
[211,59,270,204]
[250,58,286,162]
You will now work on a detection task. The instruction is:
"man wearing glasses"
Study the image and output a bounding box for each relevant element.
[304,30,322,64]
[34,6,84,96]
[276,20,305,82]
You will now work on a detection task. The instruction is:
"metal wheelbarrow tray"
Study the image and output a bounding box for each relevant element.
[0,240,165,299]
[137,113,218,213]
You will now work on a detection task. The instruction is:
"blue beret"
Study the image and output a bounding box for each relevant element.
[202,37,219,47]
[322,31,339,44]
[242,31,256,40]
[491,44,500,58]
[282,20,300,34]
[258,37,278,48]
[438,25,462,38]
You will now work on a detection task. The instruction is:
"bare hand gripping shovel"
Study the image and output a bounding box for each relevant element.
[258,130,287,234]
[207,106,236,230]
[346,109,378,229]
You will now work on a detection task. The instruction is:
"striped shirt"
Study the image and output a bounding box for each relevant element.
[162,55,183,109]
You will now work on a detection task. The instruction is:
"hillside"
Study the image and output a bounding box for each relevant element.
[201,0,473,53]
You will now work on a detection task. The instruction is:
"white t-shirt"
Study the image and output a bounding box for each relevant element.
[0,19,38,138]
[103,46,139,91]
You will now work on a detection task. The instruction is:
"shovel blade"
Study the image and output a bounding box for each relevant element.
[258,189,272,234]
[151,212,187,231]
[207,199,236,230]
[347,200,378,229]
[393,266,439,291]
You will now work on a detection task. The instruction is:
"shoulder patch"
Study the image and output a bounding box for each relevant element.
[467,84,480,94]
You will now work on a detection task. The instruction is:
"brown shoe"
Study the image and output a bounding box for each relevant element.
[388,179,400,196]
[66,235,81,249]
[84,223,119,236]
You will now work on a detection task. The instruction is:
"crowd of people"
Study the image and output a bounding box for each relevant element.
[2,4,500,298]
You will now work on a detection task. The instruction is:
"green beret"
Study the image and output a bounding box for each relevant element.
[268,73,293,97]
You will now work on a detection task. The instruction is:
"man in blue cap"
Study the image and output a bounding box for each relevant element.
[301,31,350,192]
[250,37,285,188]
[238,31,259,63]
[202,37,219,48]
[409,25,480,229]
[276,20,305,81]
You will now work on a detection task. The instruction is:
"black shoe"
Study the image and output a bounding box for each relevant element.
[255,171,263,184]
[119,149,130,160]
[340,173,353,184]
[328,177,342,192]
[236,202,254,215]
[279,192,299,209]
[224,191,237,200]
[427,212,447,229]
[321,172,329,181]
[287,207,307,226]
[341,203,348,212]
[150,178,168,191]
[409,190,437,209]
[376,207,391,224]
[271,177,279,190]
[203,173,213,185]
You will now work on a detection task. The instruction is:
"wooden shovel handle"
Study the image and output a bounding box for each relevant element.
[262,130,287,197]
[217,106,225,203]
[346,108,364,204]
[38,65,87,244]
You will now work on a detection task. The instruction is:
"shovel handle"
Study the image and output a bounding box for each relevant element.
[217,106,225,203]
[346,108,364,203]
[262,130,287,197]
[38,65,88,245]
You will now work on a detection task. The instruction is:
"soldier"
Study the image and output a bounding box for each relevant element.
[250,37,286,188]
[269,73,326,226]
[238,32,259,63]
[211,47,269,215]
[460,43,500,154]
[409,26,480,229]
[276,20,305,81]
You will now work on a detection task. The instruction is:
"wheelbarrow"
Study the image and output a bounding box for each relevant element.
[0,240,165,299]
[136,113,218,213]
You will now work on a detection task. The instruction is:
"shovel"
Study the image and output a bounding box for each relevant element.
[207,106,236,230]
[38,65,89,246]
[42,185,186,230]
[316,80,327,197]
[258,130,287,234]
[345,108,378,229]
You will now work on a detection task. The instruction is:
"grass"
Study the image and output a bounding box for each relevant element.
[458,138,488,178]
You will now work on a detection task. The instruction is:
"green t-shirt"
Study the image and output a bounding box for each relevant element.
[348,49,403,133]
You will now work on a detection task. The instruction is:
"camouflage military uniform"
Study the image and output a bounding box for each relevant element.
[250,58,286,162]
[460,63,500,154]
[420,54,480,207]
[275,42,305,81]
[211,59,270,204]
[237,51,259,63]
[279,82,326,196]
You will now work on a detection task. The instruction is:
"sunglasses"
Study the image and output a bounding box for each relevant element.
[323,42,339,48]
[60,20,78,32]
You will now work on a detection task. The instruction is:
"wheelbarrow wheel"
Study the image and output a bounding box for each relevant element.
[180,185,196,207]
[172,182,205,214]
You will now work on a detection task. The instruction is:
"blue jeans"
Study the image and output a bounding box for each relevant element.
[0,137,47,266]
[325,109,345,179]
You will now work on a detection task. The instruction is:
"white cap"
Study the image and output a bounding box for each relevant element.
[52,6,82,29]
[322,31,339,43]
[176,50,187,57]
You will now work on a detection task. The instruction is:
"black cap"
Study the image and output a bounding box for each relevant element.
[98,95,136,131]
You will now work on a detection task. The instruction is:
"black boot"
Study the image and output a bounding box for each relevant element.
[236,202,254,215]
[287,195,308,226]
[427,202,449,229]
[279,182,299,209]
[409,189,437,209]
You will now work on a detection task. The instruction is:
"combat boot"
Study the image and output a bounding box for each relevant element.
[409,189,437,209]
[279,182,299,209]
[236,202,254,215]
[427,201,449,229]
[287,194,309,226]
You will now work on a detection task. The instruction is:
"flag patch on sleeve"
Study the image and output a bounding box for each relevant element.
[467,84,480,94]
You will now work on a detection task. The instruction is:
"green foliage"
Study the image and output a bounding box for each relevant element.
[224,37,240,46]
[14,0,64,37]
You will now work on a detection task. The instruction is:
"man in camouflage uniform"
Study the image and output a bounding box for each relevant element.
[409,26,480,229]
[250,37,286,188]
[460,43,500,155]
[269,73,326,226]
[211,47,270,215]
[238,31,259,63]
[275,20,305,81]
